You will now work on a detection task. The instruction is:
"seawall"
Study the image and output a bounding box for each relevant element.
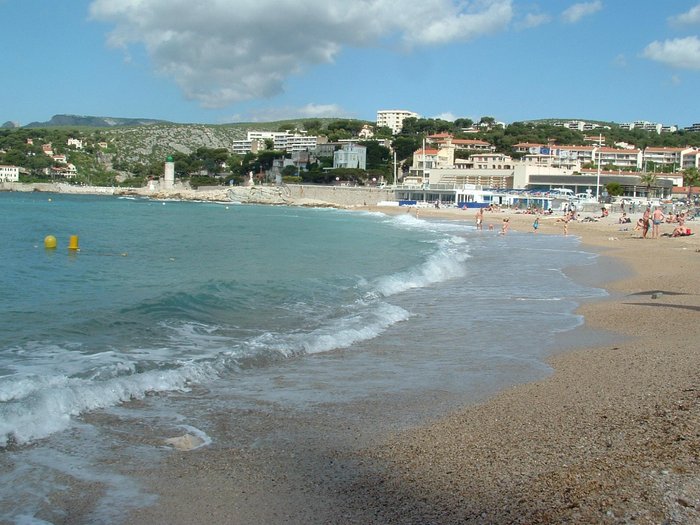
[1,182,396,208]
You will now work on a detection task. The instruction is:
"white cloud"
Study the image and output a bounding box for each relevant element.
[518,12,552,29]
[434,112,457,121]
[669,4,700,26]
[561,1,602,24]
[89,0,513,109]
[229,103,352,123]
[643,36,700,70]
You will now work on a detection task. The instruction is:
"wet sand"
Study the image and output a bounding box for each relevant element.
[128,207,700,524]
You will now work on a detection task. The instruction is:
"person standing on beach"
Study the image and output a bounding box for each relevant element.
[652,206,665,239]
[533,217,539,233]
[475,208,484,230]
[642,206,651,238]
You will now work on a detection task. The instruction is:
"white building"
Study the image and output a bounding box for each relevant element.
[333,143,367,170]
[376,109,420,134]
[276,133,318,152]
[234,131,318,153]
[0,165,20,182]
[643,147,696,169]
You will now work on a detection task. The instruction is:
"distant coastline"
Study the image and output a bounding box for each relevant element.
[0,181,397,209]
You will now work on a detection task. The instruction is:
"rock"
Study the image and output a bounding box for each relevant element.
[165,433,205,451]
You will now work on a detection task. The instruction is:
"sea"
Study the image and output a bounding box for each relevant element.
[0,191,608,524]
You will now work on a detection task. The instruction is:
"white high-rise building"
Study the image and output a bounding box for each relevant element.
[377,110,420,134]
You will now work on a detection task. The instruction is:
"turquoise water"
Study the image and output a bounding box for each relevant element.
[0,192,606,523]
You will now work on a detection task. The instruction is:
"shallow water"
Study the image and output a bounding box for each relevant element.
[0,193,606,524]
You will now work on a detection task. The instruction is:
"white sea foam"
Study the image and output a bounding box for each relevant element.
[0,361,218,447]
[246,301,410,358]
[374,237,470,297]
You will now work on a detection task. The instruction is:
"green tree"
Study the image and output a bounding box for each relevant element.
[683,167,699,187]
[605,182,624,196]
[302,119,322,133]
[391,136,422,162]
[359,141,390,170]
[374,126,393,138]
[639,172,658,197]
[281,165,299,178]
[453,118,474,130]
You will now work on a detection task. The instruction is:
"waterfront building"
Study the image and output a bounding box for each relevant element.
[333,143,367,170]
[0,165,20,182]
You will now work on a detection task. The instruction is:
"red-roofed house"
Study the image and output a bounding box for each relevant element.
[426,133,494,152]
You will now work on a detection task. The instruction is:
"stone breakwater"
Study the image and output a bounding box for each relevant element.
[1,182,396,208]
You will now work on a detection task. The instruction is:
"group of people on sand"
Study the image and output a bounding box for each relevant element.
[473,202,692,239]
[632,206,692,239]
[473,207,504,233]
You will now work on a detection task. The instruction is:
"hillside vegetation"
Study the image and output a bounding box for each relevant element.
[2,114,700,188]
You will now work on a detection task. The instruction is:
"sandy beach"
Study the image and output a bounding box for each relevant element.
[120,203,700,524]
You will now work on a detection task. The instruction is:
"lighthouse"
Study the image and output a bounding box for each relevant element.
[163,155,175,189]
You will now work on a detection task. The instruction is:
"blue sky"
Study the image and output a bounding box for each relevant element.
[3,0,700,127]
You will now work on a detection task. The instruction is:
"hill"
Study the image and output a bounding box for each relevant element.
[24,114,174,128]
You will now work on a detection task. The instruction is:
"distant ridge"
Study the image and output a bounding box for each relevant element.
[23,114,174,128]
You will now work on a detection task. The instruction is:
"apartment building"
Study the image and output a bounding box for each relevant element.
[681,150,700,170]
[597,147,642,170]
[376,109,419,134]
[619,121,677,134]
[643,147,695,169]
[0,165,20,182]
[232,131,318,154]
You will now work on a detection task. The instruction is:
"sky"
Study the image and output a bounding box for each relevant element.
[3,0,700,127]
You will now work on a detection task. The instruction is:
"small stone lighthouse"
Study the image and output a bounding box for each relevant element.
[163,155,175,189]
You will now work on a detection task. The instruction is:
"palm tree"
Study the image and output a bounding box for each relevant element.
[639,172,657,198]
[683,167,699,203]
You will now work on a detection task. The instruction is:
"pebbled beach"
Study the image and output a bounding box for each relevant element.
[124,204,700,525]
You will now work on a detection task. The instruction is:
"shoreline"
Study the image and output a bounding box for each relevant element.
[125,204,699,523]
[348,211,700,523]
[7,185,697,522]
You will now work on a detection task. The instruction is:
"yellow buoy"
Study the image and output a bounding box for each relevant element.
[68,235,79,251]
[44,235,57,249]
